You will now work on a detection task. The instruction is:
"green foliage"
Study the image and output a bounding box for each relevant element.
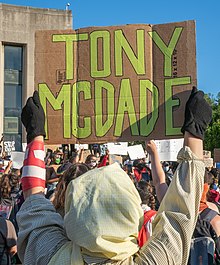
[204,92,220,154]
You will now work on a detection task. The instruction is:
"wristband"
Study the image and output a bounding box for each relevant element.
[22,140,45,191]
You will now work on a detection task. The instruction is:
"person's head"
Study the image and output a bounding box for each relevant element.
[64,163,144,261]
[200,170,215,208]
[53,163,90,215]
[8,173,20,190]
[133,159,141,168]
[136,180,156,210]
[207,189,220,203]
[57,162,72,176]
[163,162,170,172]
[204,169,214,185]
[0,174,11,198]
[69,153,78,164]
[213,168,220,185]
[85,154,98,169]
[53,153,62,165]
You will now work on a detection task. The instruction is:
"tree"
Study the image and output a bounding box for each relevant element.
[204,93,220,154]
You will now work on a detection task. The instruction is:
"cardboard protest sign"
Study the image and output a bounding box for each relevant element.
[203,158,213,168]
[154,138,184,161]
[108,154,123,165]
[127,144,146,160]
[214,148,220,163]
[203,150,211,159]
[107,142,128,155]
[45,144,62,153]
[35,20,196,144]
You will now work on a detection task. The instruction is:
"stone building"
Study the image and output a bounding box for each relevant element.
[0,3,72,152]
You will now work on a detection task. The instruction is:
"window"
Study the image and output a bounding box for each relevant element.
[4,45,23,152]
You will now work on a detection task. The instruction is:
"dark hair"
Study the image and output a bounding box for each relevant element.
[133,159,141,168]
[53,163,90,212]
[0,174,11,198]
[69,153,78,164]
[8,173,20,189]
[85,154,97,164]
[204,169,214,185]
[136,180,156,210]
[210,168,220,185]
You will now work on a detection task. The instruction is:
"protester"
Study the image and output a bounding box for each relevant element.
[147,138,220,264]
[0,159,5,175]
[16,87,211,265]
[135,180,157,245]
[162,162,174,185]
[85,154,99,169]
[136,180,156,211]
[0,216,17,265]
[132,159,148,182]
[52,163,90,217]
[0,173,22,235]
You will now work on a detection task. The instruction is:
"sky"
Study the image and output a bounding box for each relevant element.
[1,0,220,97]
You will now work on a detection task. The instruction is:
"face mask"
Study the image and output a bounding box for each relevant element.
[164,166,169,172]
[90,161,97,168]
[55,158,61,164]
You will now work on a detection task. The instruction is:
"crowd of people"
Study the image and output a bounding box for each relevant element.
[0,88,219,264]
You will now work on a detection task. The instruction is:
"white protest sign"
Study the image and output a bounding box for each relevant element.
[75,144,89,150]
[11,151,25,169]
[22,143,27,152]
[154,139,184,161]
[127,144,146,160]
[4,141,15,155]
[3,160,10,169]
[107,142,128,155]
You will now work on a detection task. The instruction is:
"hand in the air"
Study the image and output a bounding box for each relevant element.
[21,91,46,143]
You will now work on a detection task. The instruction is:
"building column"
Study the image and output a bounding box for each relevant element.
[0,42,4,137]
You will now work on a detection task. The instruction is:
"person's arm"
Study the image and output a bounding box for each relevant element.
[17,92,70,265]
[136,133,205,265]
[146,140,168,203]
[8,245,17,257]
[22,135,45,199]
[78,147,84,163]
[4,160,13,174]
[135,88,212,265]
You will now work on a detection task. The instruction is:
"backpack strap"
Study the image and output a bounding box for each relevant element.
[0,230,9,265]
[0,245,6,265]
[138,210,157,248]
[200,208,218,223]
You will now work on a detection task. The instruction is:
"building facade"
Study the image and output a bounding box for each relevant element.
[0,3,72,152]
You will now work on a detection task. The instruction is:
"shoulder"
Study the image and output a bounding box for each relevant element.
[210,214,220,237]
[4,219,16,234]
[5,219,17,242]
[207,202,219,213]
